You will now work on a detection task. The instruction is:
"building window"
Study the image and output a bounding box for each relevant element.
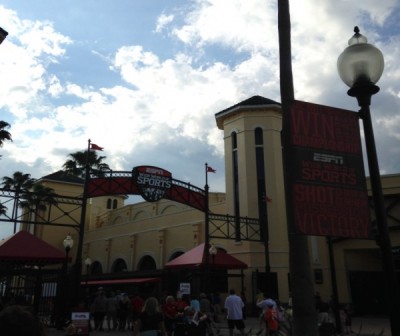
[137,255,157,271]
[111,258,128,272]
[107,198,112,209]
[255,127,269,242]
[91,261,103,275]
[113,199,117,209]
[231,131,240,241]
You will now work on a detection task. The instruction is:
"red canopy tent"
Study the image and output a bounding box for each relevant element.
[0,231,67,265]
[164,243,247,269]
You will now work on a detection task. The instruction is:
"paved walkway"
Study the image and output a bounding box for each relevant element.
[46,316,391,336]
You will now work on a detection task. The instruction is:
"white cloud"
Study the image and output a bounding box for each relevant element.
[155,14,174,33]
[1,0,400,193]
[172,0,278,53]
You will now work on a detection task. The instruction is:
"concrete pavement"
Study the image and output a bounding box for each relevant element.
[45,316,391,336]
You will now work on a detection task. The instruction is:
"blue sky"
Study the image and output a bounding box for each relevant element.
[1,0,400,239]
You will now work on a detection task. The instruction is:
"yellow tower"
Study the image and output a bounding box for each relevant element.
[215,96,290,300]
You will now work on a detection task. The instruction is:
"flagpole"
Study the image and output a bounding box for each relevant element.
[204,163,210,293]
[205,163,209,187]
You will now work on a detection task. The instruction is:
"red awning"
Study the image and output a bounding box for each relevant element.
[83,277,160,286]
[164,243,247,270]
[0,231,67,265]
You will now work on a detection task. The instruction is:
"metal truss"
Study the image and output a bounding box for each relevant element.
[0,188,83,230]
[208,213,261,241]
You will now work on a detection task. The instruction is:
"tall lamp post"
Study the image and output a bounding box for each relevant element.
[63,234,74,317]
[337,26,400,335]
[0,27,8,45]
[209,243,217,263]
[56,234,73,329]
[209,243,217,295]
[85,257,92,287]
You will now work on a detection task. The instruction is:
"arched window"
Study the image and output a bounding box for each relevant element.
[137,255,157,271]
[231,131,240,241]
[91,261,103,275]
[111,258,128,273]
[106,198,112,209]
[112,199,118,209]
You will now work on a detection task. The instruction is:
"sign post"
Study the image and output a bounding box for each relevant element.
[69,312,90,335]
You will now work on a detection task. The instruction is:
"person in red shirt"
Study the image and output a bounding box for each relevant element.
[131,293,144,323]
[264,303,279,336]
[175,294,189,314]
[162,296,178,335]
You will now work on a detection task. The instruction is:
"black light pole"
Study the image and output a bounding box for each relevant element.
[85,257,92,287]
[62,234,74,324]
[63,233,74,273]
[204,163,211,294]
[209,242,217,293]
[338,26,400,336]
[0,27,8,45]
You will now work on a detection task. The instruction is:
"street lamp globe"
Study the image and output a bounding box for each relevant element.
[85,257,92,267]
[337,26,384,97]
[63,233,74,253]
[209,243,217,257]
[85,257,92,281]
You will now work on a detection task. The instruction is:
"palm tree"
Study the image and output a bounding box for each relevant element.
[21,184,58,211]
[63,150,110,178]
[0,203,7,216]
[0,121,12,147]
[20,184,58,233]
[2,172,36,233]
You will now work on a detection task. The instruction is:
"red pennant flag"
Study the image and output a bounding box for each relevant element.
[90,143,104,151]
[207,166,216,173]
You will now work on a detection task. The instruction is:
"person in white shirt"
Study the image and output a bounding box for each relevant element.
[224,289,245,336]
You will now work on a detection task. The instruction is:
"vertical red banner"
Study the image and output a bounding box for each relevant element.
[283,100,371,238]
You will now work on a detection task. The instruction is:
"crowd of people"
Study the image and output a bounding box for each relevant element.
[85,288,225,335]
[0,286,355,336]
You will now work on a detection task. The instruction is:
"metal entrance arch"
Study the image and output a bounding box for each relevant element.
[86,169,262,242]
[88,170,206,211]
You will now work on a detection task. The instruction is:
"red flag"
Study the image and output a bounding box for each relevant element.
[207,166,216,173]
[90,143,104,151]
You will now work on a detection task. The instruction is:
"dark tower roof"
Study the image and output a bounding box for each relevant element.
[215,95,281,129]
[40,170,84,185]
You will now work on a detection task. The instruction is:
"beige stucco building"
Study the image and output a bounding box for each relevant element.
[25,95,400,315]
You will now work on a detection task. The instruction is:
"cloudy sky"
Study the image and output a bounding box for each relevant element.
[1,0,400,238]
